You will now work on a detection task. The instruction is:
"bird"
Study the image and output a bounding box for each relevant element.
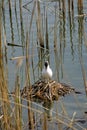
[42,61,53,81]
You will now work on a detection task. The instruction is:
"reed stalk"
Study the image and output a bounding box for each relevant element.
[2,0,6,35]
[29,0,36,35]
[0,1,2,51]
[54,4,57,49]
[15,75,22,130]
[0,3,12,129]
[78,0,83,8]
[25,30,34,130]
[36,1,44,48]
[45,11,49,50]
[43,113,48,130]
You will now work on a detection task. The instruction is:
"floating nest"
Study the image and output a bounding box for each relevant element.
[20,79,75,102]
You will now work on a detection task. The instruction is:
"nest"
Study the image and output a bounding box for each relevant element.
[21,79,75,102]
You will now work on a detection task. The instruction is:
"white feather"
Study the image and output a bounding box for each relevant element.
[42,62,53,80]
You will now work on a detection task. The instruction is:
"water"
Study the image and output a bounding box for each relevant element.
[2,0,87,129]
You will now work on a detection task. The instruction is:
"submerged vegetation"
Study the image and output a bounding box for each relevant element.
[0,0,87,130]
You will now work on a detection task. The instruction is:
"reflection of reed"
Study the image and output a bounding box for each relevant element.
[77,0,87,94]
[19,0,25,47]
[8,0,16,58]
[79,53,87,95]
[14,0,20,44]
[2,0,6,34]
[78,0,84,54]
[68,0,74,59]
[77,1,87,95]
[8,0,14,43]
[62,0,66,50]
[43,101,53,119]
[2,1,8,82]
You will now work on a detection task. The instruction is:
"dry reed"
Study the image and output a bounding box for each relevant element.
[25,29,35,129]
[14,75,22,130]
[0,3,12,130]
[36,1,44,48]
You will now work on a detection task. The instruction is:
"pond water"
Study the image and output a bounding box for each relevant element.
[2,0,87,129]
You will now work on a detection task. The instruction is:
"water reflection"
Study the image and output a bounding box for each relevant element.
[43,101,53,120]
[68,0,74,59]
[78,0,84,54]
[8,0,14,44]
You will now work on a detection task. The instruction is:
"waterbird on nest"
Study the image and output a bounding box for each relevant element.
[12,61,81,102]
[42,61,53,81]
[20,79,75,102]
[10,61,82,103]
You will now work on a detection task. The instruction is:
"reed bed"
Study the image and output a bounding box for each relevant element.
[0,0,87,130]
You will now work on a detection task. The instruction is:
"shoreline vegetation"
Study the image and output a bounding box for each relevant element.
[0,0,87,130]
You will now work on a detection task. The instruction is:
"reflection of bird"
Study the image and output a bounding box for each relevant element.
[42,61,53,80]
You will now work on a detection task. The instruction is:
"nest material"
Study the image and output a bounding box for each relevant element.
[21,79,75,102]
